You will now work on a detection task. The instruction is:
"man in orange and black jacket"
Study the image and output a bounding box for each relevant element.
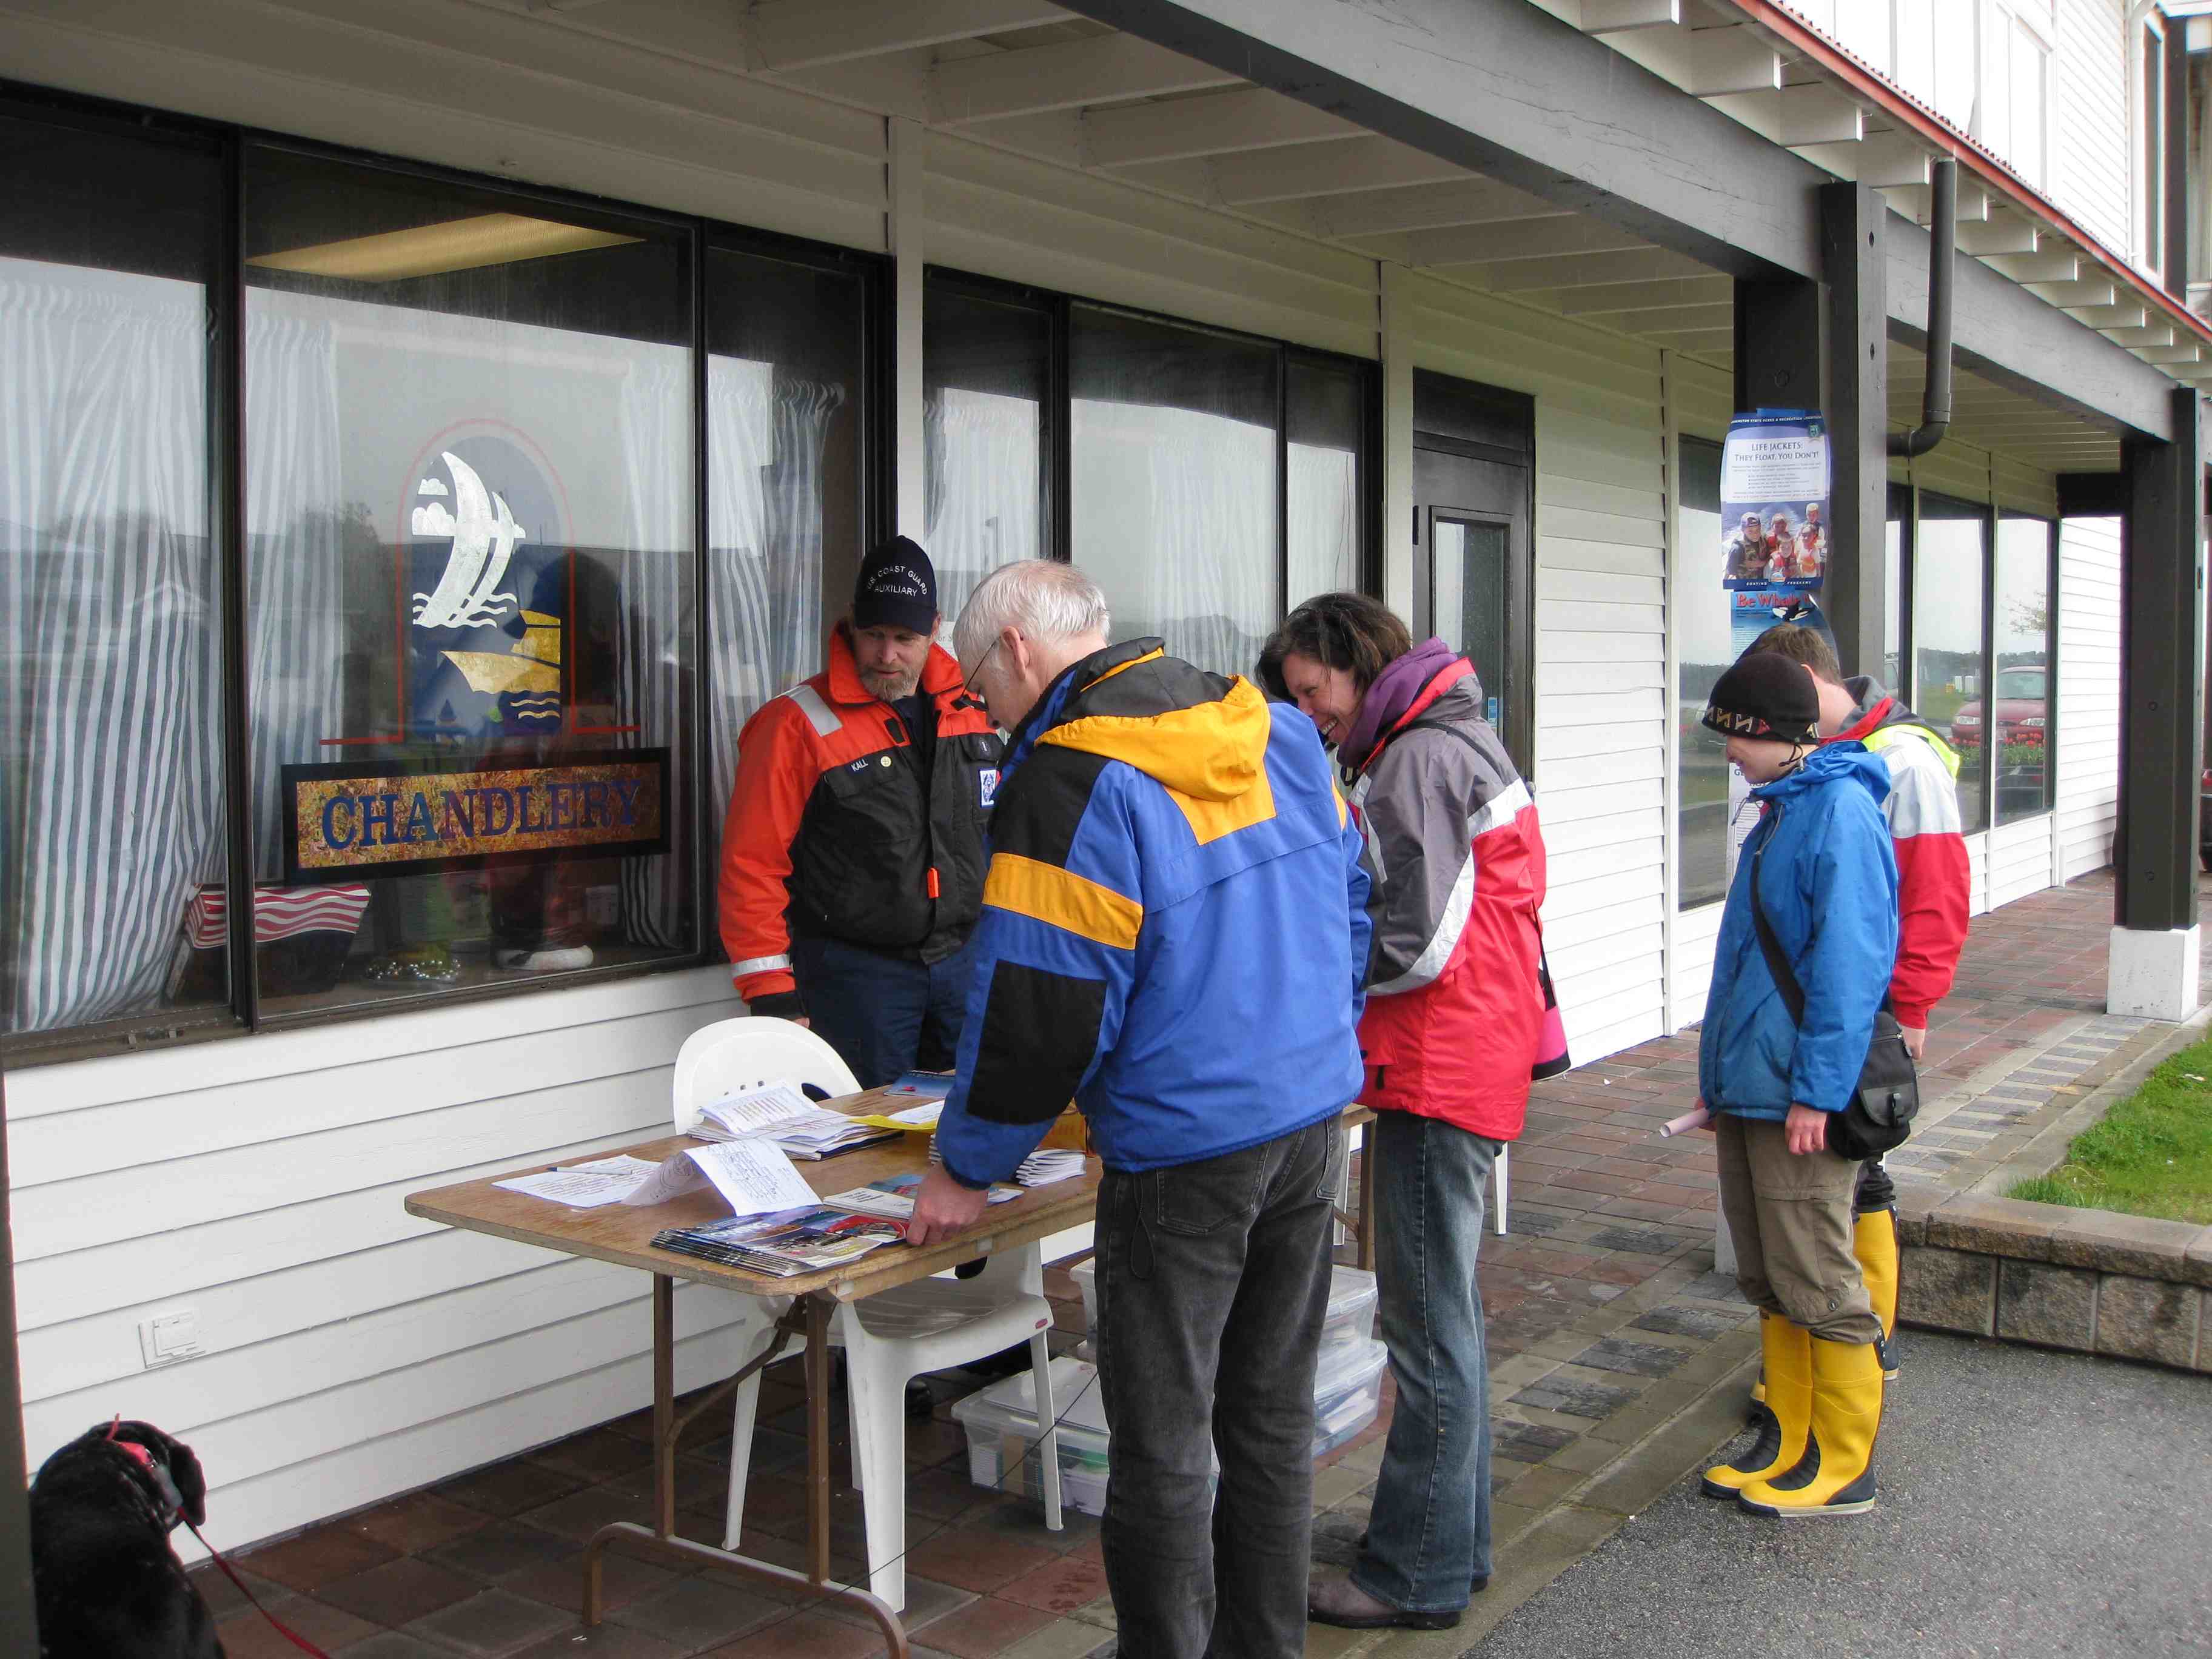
[716,538,1005,1085]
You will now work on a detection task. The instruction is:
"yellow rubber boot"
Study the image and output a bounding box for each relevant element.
[1739,1337,1884,1517]
[1854,1208,1901,1379]
[1702,1315,1811,1498]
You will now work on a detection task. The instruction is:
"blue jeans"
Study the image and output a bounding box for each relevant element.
[790,933,975,1088]
[1355,1110,1498,1614]
[1094,1116,1340,1659]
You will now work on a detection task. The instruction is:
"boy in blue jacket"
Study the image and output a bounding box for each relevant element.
[1694,650,1899,1519]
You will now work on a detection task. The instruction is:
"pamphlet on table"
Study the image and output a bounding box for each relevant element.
[651,1207,908,1277]
[823,1172,1022,1219]
[692,1081,898,1159]
[493,1155,658,1207]
[620,1139,820,1216]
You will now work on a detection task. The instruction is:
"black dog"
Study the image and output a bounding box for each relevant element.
[30,1419,223,1658]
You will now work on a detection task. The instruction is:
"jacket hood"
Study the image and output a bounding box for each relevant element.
[1750,739,1890,808]
[1339,638,1464,770]
[1838,675,1960,780]
[1018,638,1270,802]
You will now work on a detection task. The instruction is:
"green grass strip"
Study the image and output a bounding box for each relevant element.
[2006,1033,2212,1225]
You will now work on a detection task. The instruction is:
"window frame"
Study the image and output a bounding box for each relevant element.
[0,80,893,1064]
[1991,509,2060,826]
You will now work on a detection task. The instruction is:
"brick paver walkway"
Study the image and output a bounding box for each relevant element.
[198,872,2209,1658]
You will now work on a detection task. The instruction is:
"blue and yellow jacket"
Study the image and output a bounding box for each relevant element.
[1698,743,1900,1121]
[934,639,1373,1183]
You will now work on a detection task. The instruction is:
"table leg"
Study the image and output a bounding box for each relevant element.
[581,1284,910,1657]
[805,1292,833,1584]
[1356,1125,1377,1273]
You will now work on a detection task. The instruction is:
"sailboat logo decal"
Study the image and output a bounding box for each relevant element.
[410,451,526,629]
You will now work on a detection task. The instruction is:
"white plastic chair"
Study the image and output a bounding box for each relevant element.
[672,1017,1062,1611]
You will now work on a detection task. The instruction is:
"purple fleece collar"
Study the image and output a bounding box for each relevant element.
[1339,637,1461,771]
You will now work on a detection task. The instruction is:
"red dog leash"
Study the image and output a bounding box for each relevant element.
[183,1517,337,1659]
[102,1418,335,1659]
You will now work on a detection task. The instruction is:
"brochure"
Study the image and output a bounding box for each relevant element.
[823,1172,1022,1219]
[652,1207,909,1277]
[620,1140,820,1215]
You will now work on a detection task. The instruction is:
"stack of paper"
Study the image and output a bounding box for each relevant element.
[692,1082,897,1161]
[824,1172,1022,1219]
[1013,1149,1087,1187]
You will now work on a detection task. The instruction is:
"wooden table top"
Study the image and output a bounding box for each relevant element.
[402,1087,1103,1302]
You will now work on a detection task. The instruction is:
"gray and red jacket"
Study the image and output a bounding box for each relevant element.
[1347,658,1553,1142]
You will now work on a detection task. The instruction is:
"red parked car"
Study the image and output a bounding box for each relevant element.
[1951,665,2047,751]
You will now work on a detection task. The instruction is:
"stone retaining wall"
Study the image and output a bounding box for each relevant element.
[1896,1188,2212,1372]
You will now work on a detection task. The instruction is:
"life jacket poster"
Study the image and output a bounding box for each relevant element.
[1721,410,1831,657]
[1719,409,1832,882]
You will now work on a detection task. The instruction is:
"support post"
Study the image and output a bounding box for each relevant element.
[0,1068,39,1649]
[888,116,927,541]
[2110,386,2206,1019]
[1379,262,1416,616]
[1820,182,1888,680]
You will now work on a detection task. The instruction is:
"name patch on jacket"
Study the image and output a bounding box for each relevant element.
[979,767,1001,809]
[283,749,669,882]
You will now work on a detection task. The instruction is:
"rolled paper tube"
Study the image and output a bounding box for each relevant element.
[1660,1107,1714,1138]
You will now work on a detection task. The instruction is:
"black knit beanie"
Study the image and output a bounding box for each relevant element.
[1701,650,1820,745]
[853,535,938,634]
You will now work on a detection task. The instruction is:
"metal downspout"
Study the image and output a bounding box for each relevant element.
[1890,158,1956,458]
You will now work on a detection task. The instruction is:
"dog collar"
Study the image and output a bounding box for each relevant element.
[106,1416,184,1531]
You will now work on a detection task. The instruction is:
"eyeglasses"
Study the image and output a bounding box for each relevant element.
[962,637,1002,697]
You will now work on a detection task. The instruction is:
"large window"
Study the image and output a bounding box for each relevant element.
[1676,437,1732,911]
[1072,306,1282,675]
[923,278,1053,623]
[927,276,1375,681]
[1,109,227,1042]
[1914,492,1992,836]
[705,240,874,865]
[1991,513,2056,824]
[1,94,885,1061]
[1288,356,1367,602]
[241,147,699,1017]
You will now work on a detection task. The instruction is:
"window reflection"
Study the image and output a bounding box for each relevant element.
[1992,515,2054,823]
[1914,494,1991,835]
[1071,306,1279,675]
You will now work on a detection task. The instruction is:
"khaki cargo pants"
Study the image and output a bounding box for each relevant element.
[1715,1114,1880,1345]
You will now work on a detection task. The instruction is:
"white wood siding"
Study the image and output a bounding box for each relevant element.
[2057,515,2123,882]
[9,970,748,1558]
[1988,813,2056,909]
[2050,0,2133,262]
[1399,274,1671,1062]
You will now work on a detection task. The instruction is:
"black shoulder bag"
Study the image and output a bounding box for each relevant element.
[1746,804,1919,1161]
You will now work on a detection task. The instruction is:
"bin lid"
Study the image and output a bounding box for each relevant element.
[951,1356,1111,1436]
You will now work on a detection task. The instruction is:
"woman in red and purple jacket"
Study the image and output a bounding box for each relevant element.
[1262,593,1564,1634]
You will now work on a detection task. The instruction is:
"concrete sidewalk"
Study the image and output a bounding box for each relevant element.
[1470,1329,2212,1659]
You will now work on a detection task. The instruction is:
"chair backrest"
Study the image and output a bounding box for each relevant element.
[671,1017,865,1130]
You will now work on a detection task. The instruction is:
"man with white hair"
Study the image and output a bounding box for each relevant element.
[907,560,1375,1659]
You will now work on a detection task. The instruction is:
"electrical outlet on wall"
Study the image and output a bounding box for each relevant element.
[137,1309,204,1369]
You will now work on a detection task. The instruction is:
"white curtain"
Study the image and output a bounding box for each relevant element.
[706,359,840,825]
[243,307,347,882]
[927,387,1041,629]
[615,349,695,949]
[1287,441,1359,605]
[0,259,223,1033]
[1071,399,1277,678]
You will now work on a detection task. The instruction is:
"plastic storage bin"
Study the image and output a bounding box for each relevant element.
[952,1342,1389,1510]
[1069,1259,1376,1355]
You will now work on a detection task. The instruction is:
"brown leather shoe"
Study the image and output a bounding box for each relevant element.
[1306,1570,1462,1631]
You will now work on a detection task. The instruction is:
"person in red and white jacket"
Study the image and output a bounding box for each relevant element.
[1748,623,1969,1355]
